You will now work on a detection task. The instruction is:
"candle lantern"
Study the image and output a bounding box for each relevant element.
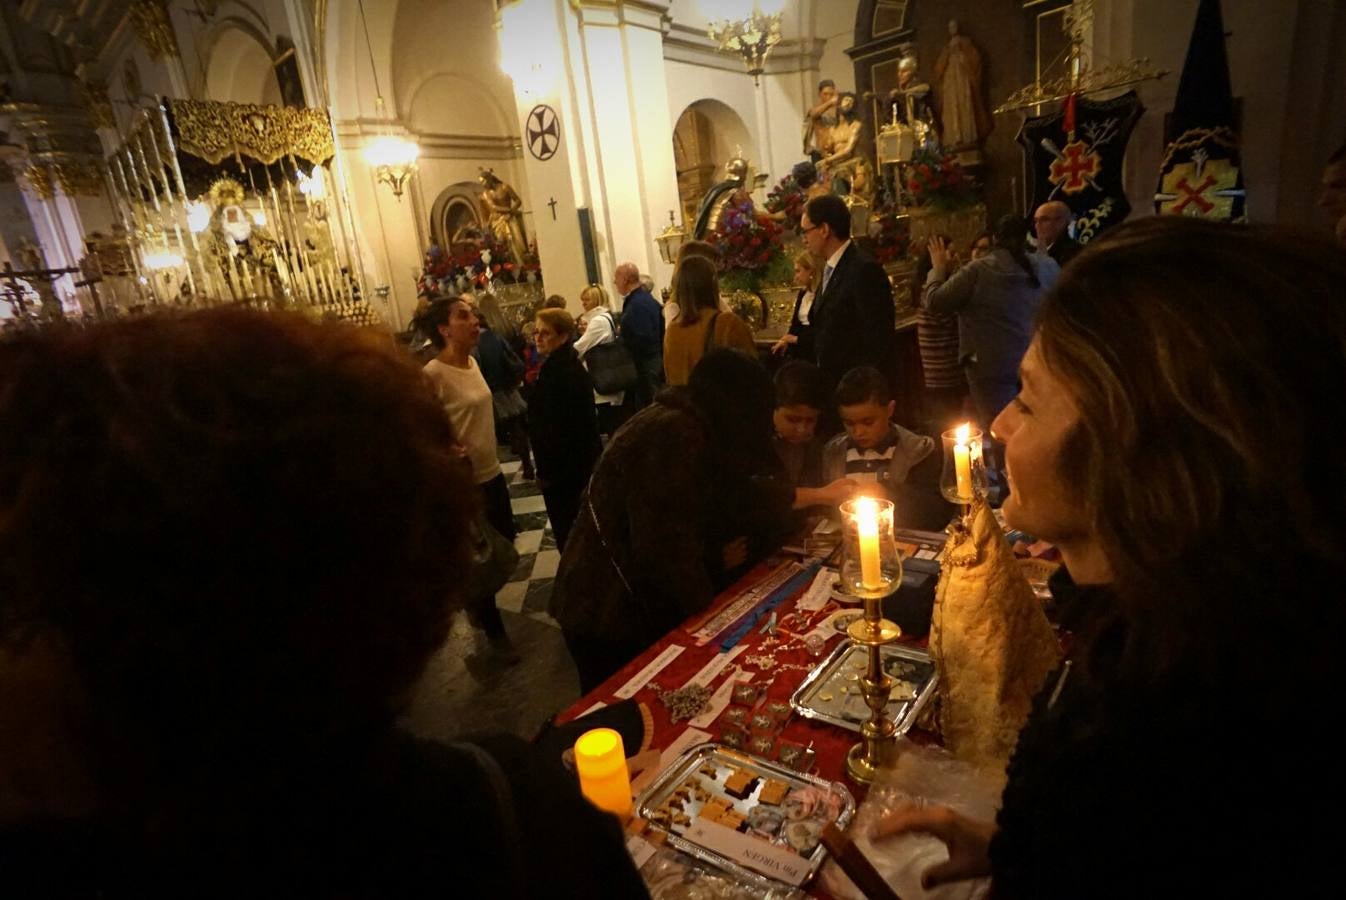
[836,496,904,785]
[940,423,988,508]
[573,728,632,819]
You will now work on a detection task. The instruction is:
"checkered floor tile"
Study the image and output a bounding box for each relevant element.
[499,452,559,628]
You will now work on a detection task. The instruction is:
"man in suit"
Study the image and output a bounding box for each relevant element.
[800,194,896,433]
[1033,200,1081,267]
[614,262,664,409]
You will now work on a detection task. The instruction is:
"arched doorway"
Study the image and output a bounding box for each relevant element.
[204,22,282,105]
[672,100,754,230]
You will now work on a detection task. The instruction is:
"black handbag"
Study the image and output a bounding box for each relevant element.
[583,311,640,394]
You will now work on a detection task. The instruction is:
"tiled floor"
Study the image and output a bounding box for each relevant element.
[396,449,579,745]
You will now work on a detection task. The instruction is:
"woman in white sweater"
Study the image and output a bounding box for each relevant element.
[573,284,628,436]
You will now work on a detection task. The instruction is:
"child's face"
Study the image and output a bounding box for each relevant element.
[774,404,820,445]
[840,399,895,450]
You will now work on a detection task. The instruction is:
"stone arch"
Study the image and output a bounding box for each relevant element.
[403,71,514,138]
[429,181,485,250]
[202,17,282,105]
[672,99,754,228]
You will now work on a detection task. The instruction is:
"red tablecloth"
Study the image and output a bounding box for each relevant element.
[556,555,934,897]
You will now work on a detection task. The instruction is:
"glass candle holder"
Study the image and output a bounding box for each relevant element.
[941,423,988,504]
[838,496,902,608]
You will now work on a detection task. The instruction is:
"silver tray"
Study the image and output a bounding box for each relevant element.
[790,640,939,734]
[635,742,855,890]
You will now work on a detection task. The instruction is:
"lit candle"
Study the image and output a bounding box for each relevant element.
[573,728,632,819]
[855,496,882,591]
[954,422,973,501]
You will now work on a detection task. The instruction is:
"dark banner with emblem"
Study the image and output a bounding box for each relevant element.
[1017,91,1143,243]
[1154,0,1245,220]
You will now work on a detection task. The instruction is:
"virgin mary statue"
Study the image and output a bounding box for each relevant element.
[933,20,991,149]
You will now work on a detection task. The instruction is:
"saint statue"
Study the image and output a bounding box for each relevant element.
[933,20,991,149]
[802,79,839,158]
[477,169,528,265]
[819,92,864,196]
[886,54,935,150]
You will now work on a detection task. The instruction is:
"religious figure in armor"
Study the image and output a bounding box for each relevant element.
[477,169,528,265]
[887,55,935,148]
[933,20,991,149]
[693,155,750,240]
[802,79,839,158]
[819,92,864,196]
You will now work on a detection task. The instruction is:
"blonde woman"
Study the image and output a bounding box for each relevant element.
[572,283,628,435]
[770,250,821,360]
[661,255,755,386]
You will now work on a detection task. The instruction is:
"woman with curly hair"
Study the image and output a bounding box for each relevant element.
[0,309,646,898]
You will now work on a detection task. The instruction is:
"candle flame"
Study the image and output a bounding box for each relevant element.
[955,422,971,446]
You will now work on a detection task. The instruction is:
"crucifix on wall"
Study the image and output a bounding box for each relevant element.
[547,197,558,220]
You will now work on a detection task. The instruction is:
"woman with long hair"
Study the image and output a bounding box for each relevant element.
[770,250,821,361]
[414,296,519,667]
[662,255,756,386]
[550,348,791,692]
[874,218,1346,898]
[527,308,602,550]
[924,214,1058,430]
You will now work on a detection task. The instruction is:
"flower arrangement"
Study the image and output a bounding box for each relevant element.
[712,199,788,294]
[416,236,539,297]
[905,148,977,211]
[764,172,807,231]
[871,211,912,266]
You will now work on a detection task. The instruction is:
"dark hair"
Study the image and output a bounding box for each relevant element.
[805,194,850,241]
[0,309,475,798]
[791,160,818,189]
[677,239,721,265]
[671,255,720,326]
[970,230,993,250]
[817,79,835,93]
[1328,142,1346,166]
[541,294,568,310]
[686,348,777,475]
[994,213,1039,287]
[774,360,827,410]
[412,296,470,349]
[1035,217,1346,679]
[835,366,891,407]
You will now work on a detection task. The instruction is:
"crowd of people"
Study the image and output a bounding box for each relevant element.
[3,184,1345,895]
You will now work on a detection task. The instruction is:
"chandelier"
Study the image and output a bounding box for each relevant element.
[357,0,420,199]
[706,3,783,86]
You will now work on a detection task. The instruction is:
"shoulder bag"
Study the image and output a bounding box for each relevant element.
[583,311,640,394]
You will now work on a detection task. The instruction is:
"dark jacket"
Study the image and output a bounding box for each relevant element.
[811,242,896,390]
[473,327,523,393]
[0,732,648,899]
[620,286,665,364]
[527,340,601,488]
[786,287,817,361]
[550,402,715,648]
[924,248,1058,380]
[1046,234,1082,268]
[990,570,1332,899]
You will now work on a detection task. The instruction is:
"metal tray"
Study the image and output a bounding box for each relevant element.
[635,742,856,890]
[790,640,939,734]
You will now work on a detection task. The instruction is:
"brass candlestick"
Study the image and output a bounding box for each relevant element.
[837,497,904,785]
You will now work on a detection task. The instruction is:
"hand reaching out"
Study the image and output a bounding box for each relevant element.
[869,804,996,890]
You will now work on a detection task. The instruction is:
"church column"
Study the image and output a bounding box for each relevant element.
[500,0,680,307]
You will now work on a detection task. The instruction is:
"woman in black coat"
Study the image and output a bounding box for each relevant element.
[527,308,602,550]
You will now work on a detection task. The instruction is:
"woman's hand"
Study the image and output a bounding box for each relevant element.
[722,536,749,571]
[869,804,996,889]
[819,477,858,505]
[927,237,952,276]
[771,334,798,356]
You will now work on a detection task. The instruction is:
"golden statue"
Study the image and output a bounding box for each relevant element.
[478,168,528,265]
